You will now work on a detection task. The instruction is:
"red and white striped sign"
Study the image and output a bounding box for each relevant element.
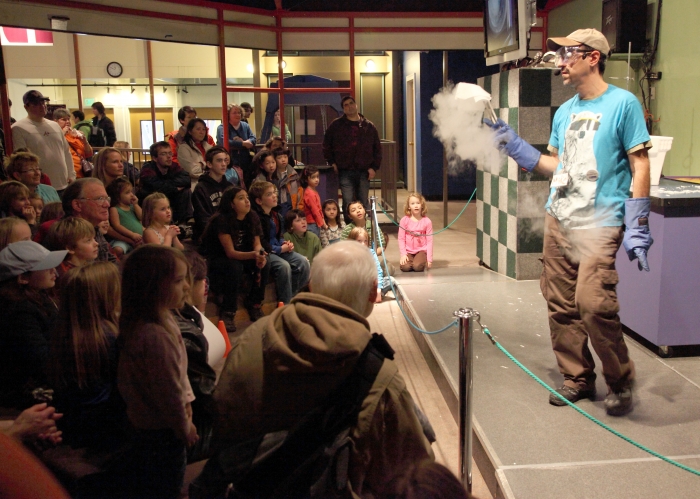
[0,27,54,46]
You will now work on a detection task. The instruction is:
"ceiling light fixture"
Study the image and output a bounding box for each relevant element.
[182,86,189,94]
[131,86,135,94]
[365,59,376,71]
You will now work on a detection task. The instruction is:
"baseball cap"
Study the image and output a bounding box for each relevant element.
[0,241,67,282]
[22,90,50,106]
[547,28,611,57]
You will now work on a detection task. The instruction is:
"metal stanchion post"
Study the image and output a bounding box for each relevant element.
[454,307,478,493]
[369,195,379,252]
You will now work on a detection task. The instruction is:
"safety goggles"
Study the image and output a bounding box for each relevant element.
[554,46,594,66]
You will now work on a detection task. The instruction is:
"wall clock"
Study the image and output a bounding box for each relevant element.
[106,61,123,78]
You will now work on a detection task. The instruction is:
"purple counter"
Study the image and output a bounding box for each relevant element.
[617,179,700,351]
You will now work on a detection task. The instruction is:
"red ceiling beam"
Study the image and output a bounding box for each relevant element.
[541,0,577,12]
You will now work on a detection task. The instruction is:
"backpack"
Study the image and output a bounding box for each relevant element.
[190,333,395,499]
[88,122,106,147]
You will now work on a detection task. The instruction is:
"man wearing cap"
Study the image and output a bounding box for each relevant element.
[11,91,76,194]
[485,29,652,416]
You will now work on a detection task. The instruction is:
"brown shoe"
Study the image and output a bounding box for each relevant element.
[549,385,596,406]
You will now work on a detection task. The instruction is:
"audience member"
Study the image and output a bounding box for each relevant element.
[252,149,277,184]
[142,192,184,250]
[0,217,31,250]
[174,250,220,463]
[216,103,256,187]
[29,192,44,221]
[192,147,230,243]
[0,181,37,233]
[12,90,76,193]
[348,227,392,302]
[319,198,345,247]
[113,140,140,187]
[250,180,310,305]
[70,109,92,137]
[177,118,212,188]
[54,108,93,180]
[4,149,61,203]
[0,241,66,408]
[106,177,143,254]
[341,199,387,256]
[41,201,64,224]
[398,192,433,272]
[117,245,198,498]
[199,186,268,333]
[166,106,215,166]
[139,141,192,225]
[283,209,321,265]
[192,241,433,498]
[90,102,116,147]
[380,460,470,499]
[271,108,291,143]
[93,146,124,188]
[2,402,62,444]
[301,165,326,237]
[61,178,117,263]
[264,135,298,166]
[273,147,303,218]
[48,262,127,452]
[240,102,253,123]
[43,216,99,282]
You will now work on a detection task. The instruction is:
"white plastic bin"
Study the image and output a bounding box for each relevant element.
[649,136,673,185]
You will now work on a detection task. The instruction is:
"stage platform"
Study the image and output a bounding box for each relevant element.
[392,266,700,499]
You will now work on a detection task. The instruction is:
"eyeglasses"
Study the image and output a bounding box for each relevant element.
[79,196,111,204]
[554,46,594,66]
[158,152,174,157]
[20,168,42,174]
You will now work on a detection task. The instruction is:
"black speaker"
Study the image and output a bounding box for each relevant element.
[602,0,647,54]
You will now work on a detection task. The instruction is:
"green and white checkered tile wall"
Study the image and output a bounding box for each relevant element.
[476,68,576,280]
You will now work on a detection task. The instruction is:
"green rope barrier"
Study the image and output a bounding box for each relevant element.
[481,327,700,477]
[378,188,477,237]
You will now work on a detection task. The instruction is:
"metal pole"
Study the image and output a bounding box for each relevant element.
[218,9,229,152]
[369,195,378,252]
[146,41,156,145]
[454,307,478,493]
[0,33,13,155]
[73,34,83,113]
[442,50,449,228]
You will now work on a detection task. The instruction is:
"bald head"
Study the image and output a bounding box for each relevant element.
[310,241,377,317]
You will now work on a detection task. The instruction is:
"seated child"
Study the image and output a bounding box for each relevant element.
[283,209,321,265]
[32,201,64,244]
[340,199,388,255]
[252,149,277,185]
[192,147,232,243]
[319,199,345,248]
[398,192,433,272]
[346,227,392,302]
[142,192,184,250]
[199,186,269,333]
[250,181,310,305]
[0,181,37,235]
[0,218,32,250]
[273,148,303,218]
[43,216,99,283]
[29,193,44,223]
[107,177,143,255]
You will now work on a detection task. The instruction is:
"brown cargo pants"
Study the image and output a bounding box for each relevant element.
[540,214,634,393]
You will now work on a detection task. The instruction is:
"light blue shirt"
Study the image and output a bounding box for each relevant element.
[36,183,61,203]
[546,85,650,229]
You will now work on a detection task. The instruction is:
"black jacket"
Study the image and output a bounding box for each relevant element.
[192,173,230,242]
[92,115,117,146]
[322,113,382,172]
[139,160,191,201]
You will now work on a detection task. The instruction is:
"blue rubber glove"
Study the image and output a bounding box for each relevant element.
[483,118,541,172]
[623,197,653,272]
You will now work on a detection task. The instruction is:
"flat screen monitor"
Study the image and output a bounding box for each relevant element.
[483,0,530,66]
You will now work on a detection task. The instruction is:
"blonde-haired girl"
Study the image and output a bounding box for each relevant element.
[398,192,433,272]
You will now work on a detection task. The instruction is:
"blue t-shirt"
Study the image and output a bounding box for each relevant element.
[545,85,650,229]
[36,183,61,203]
